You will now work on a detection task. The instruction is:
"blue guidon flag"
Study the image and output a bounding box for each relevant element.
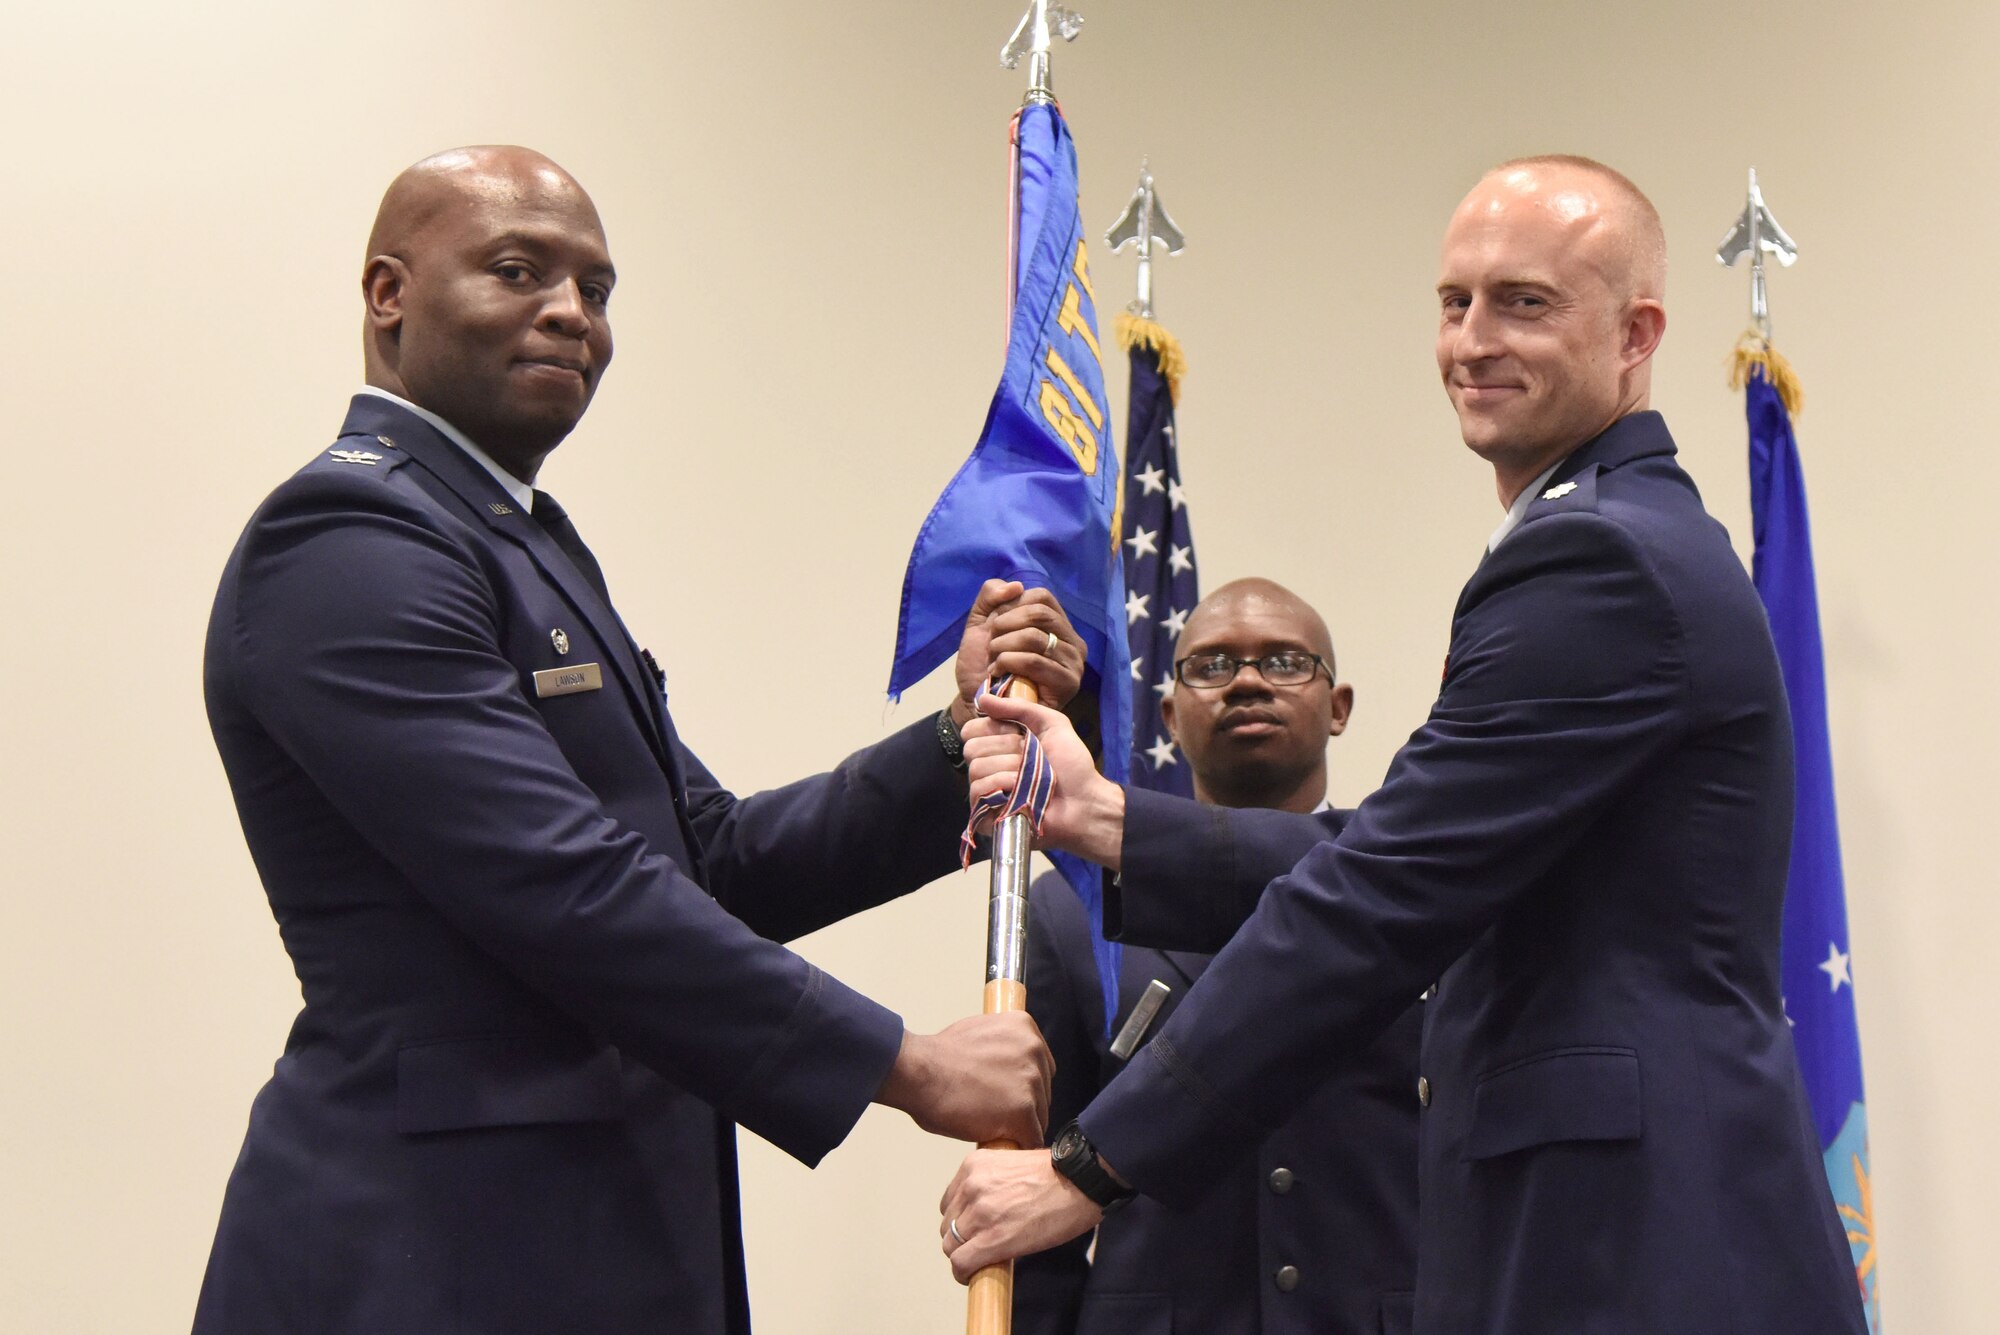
[891,101,1131,1019]
[1743,352,1880,1329]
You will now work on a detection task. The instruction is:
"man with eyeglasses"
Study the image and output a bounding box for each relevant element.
[937,156,1867,1334]
[1012,579,1419,1335]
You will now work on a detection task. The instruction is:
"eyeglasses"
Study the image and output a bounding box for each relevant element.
[1173,651,1331,691]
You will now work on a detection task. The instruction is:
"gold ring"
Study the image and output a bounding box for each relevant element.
[1043,630,1059,656]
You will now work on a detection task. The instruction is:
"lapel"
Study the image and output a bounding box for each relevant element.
[1123,945,1205,1006]
[1152,949,1207,992]
[338,396,682,785]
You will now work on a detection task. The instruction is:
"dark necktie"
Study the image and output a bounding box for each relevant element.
[532,489,612,607]
[532,491,689,860]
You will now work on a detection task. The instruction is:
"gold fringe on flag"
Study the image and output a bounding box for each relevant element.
[1728,331,1804,417]
[1114,312,1186,405]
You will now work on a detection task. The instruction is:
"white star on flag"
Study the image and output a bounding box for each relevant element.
[1818,941,1852,992]
[1121,331,1199,804]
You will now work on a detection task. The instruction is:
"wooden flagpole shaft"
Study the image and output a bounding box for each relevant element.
[966,678,1040,1335]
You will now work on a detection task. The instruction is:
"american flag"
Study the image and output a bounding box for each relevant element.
[1118,318,1197,798]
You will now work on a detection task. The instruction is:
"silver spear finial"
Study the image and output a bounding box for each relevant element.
[1716,167,1798,342]
[1001,0,1084,106]
[1104,159,1185,319]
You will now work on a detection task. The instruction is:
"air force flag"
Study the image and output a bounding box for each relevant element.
[1746,362,1879,1328]
[890,103,1131,1016]
[891,103,1127,733]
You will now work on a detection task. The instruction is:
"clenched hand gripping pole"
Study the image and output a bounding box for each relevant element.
[966,678,1038,1335]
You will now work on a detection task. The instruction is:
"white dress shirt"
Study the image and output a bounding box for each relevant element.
[1486,459,1565,554]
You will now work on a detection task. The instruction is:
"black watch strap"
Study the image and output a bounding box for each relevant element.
[1050,1120,1134,1211]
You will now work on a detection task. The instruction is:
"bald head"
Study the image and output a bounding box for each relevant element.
[1435,156,1670,500]
[366,146,601,263]
[1180,578,1336,671]
[1479,155,1667,303]
[361,146,616,480]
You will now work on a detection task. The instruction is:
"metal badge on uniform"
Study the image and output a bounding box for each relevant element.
[550,628,570,655]
[533,662,602,698]
[328,449,383,466]
[489,501,515,515]
[1542,481,1579,500]
[1108,979,1173,1060]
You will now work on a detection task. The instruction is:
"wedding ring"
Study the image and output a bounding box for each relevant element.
[949,1217,966,1245]
[1043,629,1059,655]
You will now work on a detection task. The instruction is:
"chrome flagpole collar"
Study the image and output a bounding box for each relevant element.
[987,811,1033,986]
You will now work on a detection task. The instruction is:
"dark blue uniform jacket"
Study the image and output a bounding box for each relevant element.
[1014,867,1420,1335]
[1080,414,1868,1335]
[193,396,968,1335]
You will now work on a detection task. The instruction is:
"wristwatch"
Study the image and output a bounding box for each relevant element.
[935,707,968,771]
[1049,1120,1135,1212]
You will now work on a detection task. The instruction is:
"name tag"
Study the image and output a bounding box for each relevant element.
[1108,979,1173,1060]
[533,662,604,698]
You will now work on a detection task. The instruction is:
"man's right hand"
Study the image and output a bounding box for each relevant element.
[876,1013,1055,1148]
[963,693,1126,870]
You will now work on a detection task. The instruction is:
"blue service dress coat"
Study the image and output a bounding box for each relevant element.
[1013,868,1420,1335]
[193,395,971,1335]
[1079,413,1868,1334]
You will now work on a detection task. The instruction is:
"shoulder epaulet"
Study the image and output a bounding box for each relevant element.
[1527,465,1601,520]
[306,431,413,477]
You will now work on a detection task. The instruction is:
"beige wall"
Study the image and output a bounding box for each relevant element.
[5,1,1995,1329]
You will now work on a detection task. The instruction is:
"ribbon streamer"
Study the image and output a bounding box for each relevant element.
[960,675,1056,867]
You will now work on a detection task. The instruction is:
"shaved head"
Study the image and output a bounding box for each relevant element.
[360,146,616,479]
[1436,156,1670,500]
[1180,578,1337,672]
[366,146,602,262]
[1482,155,1667,302]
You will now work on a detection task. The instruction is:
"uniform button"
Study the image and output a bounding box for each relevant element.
[1268,1167,1295,1194]
[1417,1076,1431,1107]
[1273,1265,1300,1293]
